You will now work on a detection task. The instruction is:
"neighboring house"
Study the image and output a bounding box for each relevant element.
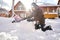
[38,2,60,18]
[9,1,26,18]
[14,1,25,10]
[38,3,60,14]
[0,8,9,17]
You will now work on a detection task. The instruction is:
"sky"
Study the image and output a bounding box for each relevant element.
[37,0,58,4]
[0,0,59,10]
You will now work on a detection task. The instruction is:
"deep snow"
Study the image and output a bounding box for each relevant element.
[0,17,60,40]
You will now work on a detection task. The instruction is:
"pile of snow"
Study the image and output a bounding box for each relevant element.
[0,32,18,40]
[0,17,60,40]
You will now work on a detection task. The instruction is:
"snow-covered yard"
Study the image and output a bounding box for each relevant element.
[0,17,60,40]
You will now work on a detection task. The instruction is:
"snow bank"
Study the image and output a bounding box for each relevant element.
[0,32,18,40]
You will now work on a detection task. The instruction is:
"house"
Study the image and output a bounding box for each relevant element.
[37,0,60,18]
[9,1,26,18]
[9,0,59,18]
[39,5,60,18]
[0,8,9,17]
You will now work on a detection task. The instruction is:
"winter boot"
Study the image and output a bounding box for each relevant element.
[35,23,41,30]
[41,27,46,32]
[45,25,52,30]
[40,25,46,32]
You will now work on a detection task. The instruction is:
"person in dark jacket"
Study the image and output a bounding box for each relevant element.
[30,2,52,32]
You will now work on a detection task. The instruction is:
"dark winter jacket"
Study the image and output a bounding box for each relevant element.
[30,3,45,25]
[24,3,45,26]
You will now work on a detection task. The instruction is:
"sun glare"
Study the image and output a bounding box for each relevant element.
[20,0,33,11]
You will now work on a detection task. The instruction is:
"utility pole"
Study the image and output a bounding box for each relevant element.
[12,0,15,17]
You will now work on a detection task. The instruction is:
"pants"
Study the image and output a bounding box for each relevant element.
[35,21,45,30]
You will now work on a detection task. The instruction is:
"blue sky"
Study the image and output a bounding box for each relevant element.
[0,0,59,10]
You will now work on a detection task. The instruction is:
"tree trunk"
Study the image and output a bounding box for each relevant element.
[12,0,15,17]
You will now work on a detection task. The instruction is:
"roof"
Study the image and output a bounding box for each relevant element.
[9,1,25,12]
[0,8,8,14]
[37,2,60,7]
[14,1,25,10]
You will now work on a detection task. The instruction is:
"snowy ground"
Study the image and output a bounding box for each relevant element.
[0,17,60,40]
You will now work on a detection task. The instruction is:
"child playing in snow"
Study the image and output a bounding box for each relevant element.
[31,2,52,32]
[12,14,22,23]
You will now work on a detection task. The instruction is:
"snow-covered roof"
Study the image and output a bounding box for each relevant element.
[36,2,60,7]
[0,8,8,14]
